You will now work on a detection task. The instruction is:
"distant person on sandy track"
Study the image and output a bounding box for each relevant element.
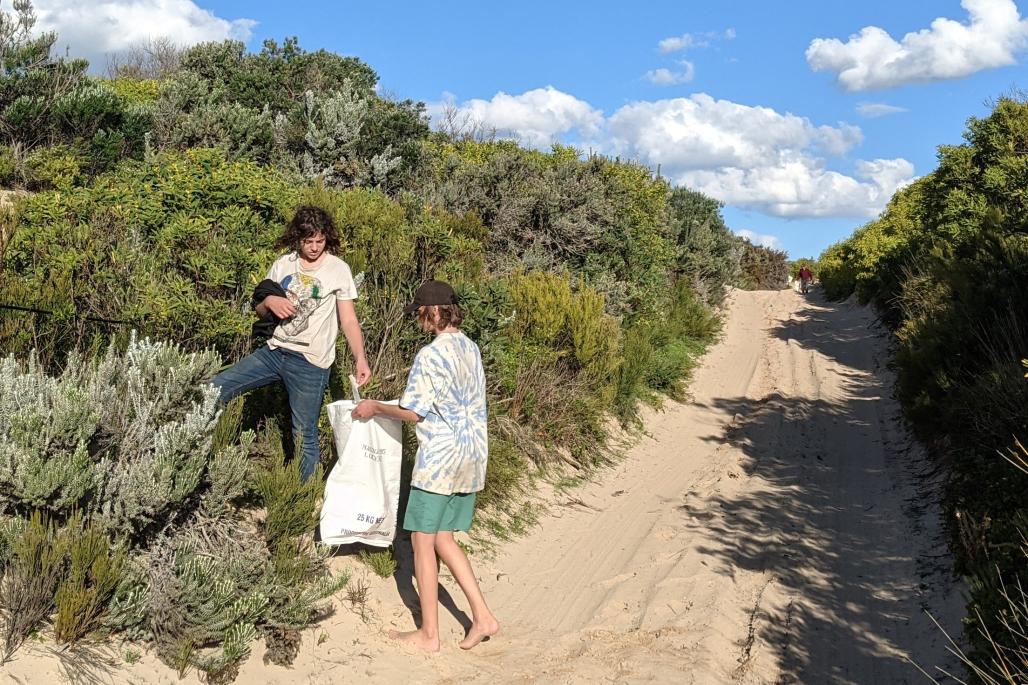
[798,266,814,294]
[351,280,499,652]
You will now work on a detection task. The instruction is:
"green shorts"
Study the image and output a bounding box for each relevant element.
[403,487,477,534]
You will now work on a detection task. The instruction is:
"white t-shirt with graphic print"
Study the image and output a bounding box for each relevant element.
[400,331,489,495]
[265,252,358,369]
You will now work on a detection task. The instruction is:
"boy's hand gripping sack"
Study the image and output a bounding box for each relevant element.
[319,377,403,547]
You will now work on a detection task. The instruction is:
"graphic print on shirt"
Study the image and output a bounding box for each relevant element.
[278,272,325,337]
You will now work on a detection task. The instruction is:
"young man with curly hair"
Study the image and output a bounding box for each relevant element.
[213,205,372,481]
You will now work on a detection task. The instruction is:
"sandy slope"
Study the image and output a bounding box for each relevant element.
[3,289,964,685]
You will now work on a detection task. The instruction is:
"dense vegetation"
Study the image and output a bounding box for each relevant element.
[0,1,787,680]
[819,96,1028,681]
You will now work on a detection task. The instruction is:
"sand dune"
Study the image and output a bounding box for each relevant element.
[3,288,964,685]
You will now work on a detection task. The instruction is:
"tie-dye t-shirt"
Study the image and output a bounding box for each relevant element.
[400,332,489,495]
[265,253,358,369]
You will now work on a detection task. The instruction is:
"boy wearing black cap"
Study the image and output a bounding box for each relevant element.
[351,280,499,651]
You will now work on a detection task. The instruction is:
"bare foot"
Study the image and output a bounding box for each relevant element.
[459,617,500,650]
[388,628,440,652]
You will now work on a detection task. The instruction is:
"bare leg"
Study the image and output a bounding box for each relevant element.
[435,532,500,649]
[389,532,440,651]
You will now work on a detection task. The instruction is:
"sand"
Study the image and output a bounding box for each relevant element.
[1,288,965,684]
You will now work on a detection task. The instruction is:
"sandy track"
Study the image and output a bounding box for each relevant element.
[3,289,964,685]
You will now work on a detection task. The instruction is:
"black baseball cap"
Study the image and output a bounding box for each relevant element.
[403,280,458,313]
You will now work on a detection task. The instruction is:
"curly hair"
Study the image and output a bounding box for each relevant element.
[275,205,342,253]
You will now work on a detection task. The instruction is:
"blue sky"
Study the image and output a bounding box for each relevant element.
[36,0,1028,258]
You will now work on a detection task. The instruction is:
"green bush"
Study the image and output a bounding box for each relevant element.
[145,38,428,188]
[509,271,573,346]
[569,286,622,383]
[106,77,162,105]
[358,549,397,578]
[0,148,297,366]
[736,238,788,290]
[668,187,742,305]
[255,442,323,551]
[818,95,1028,675]
[0,336,346,678]
[23,144,85,190]
[0,146,18,186]
[415,141,676,317]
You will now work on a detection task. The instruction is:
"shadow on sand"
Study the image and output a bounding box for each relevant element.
[682,291,959,684]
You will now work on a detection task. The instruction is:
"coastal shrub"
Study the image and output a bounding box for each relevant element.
[817,240,859,301]
[358,549,398,578]
[145,38,428,188]
[818,95,1028,673]
[0,148,296,366]
[0,1,90,151]
[736,239,788,290]
[509,271,573,346]
[53,516,127,644]
[22,144,85,190]
[106,77,162,105]
[255,445,323,551]
[0,336,346,678]
[414,140,676,317]
[615,325,656,418]
[569,286,622,382]
[668,187,742,305]
[0,512,66,662]
[645,282,720,399]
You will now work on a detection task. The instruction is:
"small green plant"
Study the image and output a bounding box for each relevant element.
[358,548,397,578]
[0,511,68,662]
[344,575,372,623]
[54,517,127,644]
[255,433,323,551]
[123,647,142,664]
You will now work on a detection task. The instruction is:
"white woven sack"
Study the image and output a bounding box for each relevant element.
[319,378,403,547]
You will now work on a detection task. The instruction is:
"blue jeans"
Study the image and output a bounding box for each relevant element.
[212,345,330,481]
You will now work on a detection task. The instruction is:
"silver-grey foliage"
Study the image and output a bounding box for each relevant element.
[0,334,346,678]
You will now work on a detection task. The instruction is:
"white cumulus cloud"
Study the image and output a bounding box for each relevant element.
[34,0,256,71]
[678,156,914,218]
[856,102,909,118]
[606,93,912,218]
[607,94,862,170]
[735,229,781,249]
[806,0,1028,91]
[427,87,604,150]
[644,61,695,85]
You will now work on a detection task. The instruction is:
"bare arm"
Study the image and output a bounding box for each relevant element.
[352,399,422,423]
[337,299,371,385]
